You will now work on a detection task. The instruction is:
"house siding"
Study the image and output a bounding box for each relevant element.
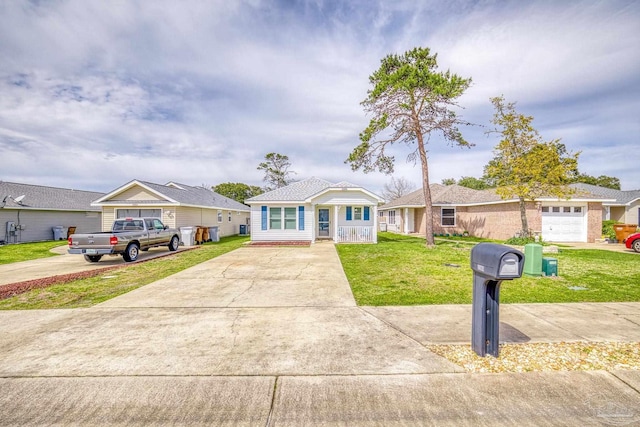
[624,200,640,225]
[1,209,101,243]
[176,206,248,237]
[250,203,313,241]
[114,187,164,201]
[101,205,248,237]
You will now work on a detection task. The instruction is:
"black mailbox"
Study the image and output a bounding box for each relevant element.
[470,243,524,357]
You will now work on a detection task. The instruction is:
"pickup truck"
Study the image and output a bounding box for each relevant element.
[68,217,181,263]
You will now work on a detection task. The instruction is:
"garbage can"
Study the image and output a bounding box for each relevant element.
[202,227,210,242]
[194,227,204,244]
[239,224,247,235]
[542,257,558,276]
[613,224,638,243]
[180,227,195,247]
[209,226,219,242]
[523,243,543,276]
[52,226,65,241]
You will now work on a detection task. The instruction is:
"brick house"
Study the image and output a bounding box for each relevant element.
[378,184,610,243]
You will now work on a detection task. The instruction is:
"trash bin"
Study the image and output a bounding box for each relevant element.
[239,224,247,235]
[66,226,77,239]
[542,257,558,277]
[194,227,204,244]
[523,243,543,276]
[52,226,65,241]
[209,226,219,242]
[613,224,638,243]
[180,226,195,247]
[202,227,210,242]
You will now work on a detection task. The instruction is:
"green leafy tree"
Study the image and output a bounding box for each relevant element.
[441,178,456,186]
[574,173,621,190]
[257,153,295,191]
[457,176,490,190]
[213,182,263,204]
[345,47,473,246]
[483,96,579,235]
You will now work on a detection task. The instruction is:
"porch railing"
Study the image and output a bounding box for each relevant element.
[337,226,374,243]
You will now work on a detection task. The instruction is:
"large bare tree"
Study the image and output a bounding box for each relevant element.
[381,177,416,202]
[346,47,473,246]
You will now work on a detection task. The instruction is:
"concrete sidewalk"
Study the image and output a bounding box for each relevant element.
[0,244,639,426]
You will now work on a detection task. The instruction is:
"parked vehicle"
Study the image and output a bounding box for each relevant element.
[68,218,180,262]
[625,232,640,253]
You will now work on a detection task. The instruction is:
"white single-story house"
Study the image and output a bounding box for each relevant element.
[0,181,103,244]
[379,184,612,243]
[245,177,384,244]
[92,180,250,239]
[571,183,640,225]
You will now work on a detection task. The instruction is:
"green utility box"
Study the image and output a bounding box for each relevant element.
[523,243,543,276]
[542,257,558,276]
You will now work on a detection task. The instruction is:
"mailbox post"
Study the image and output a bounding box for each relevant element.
[470,243,524,357]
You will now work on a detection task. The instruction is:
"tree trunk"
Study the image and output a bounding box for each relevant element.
[518,196,529,236]
[417,134,435,247]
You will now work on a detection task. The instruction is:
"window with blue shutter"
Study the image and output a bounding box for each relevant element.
[298,206,304,230]
[346,206,352,221]
[364,206,370,221]
[261,206,267,230]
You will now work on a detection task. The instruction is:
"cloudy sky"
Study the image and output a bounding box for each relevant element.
[1,0,638,196]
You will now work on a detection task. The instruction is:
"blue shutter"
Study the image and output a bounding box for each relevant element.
[261,206,267,230]
[346,206,352,221]
[364,206,370,221]
[298,206,304,230]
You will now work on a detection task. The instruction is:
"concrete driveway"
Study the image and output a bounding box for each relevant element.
[1,243,640,425]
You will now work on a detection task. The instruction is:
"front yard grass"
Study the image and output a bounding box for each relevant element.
[0,236,249,310]
[337,233,640,305]
[0,241,67,264]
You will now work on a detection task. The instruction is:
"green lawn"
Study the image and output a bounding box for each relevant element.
[337,232,640,305]
[0,241,67,264]
[0,236,249,310]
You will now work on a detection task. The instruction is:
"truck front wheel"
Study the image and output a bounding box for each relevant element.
[633,239,640,253]
[123,243,140,262]
[84,255,103,263]
[168,235,180,251]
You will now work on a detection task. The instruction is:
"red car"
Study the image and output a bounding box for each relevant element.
[625,232,640,253]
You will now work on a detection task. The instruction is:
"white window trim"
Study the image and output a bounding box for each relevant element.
[441,207,456,227]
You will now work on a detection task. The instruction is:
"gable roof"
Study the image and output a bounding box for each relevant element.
[246,177,384,203]
[571,183,640,205]
[93,180,250,211]
[0,181,103,211]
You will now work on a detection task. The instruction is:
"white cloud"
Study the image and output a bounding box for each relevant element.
[1,0,638,193]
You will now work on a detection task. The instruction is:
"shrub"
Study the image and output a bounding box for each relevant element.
[505,236,537,245]
[602,220,618,240]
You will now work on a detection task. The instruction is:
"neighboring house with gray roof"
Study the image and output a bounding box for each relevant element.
[245,177,384,243]
[379,184,611,243]
[92,180,250,240]
[571,183,640,225]
[0,181,103,244]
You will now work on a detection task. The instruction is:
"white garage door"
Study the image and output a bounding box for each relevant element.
[541,205,587,242]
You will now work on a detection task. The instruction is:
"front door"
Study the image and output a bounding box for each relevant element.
[318,208,330,237]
